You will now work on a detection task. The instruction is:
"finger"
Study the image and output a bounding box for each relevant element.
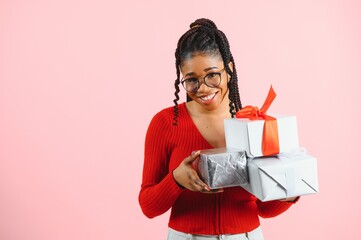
[193,178,211,192]
[184,150,201,164]
[279,197,298,202]
[187,178,205,192]
[193,183,209,192]
[194,179,210,190]
[189,172,208,188]
[187,173,208,192]
[202,188,224,194]
[210,188,224,193]
[191,150,200,156]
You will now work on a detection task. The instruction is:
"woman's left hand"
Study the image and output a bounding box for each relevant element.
[279,197,299,202]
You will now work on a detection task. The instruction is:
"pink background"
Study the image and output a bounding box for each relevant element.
[1,0,360,239]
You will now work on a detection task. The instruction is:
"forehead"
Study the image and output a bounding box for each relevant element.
[181,54,223,74]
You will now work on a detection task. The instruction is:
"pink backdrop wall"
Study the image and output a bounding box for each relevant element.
[1,0,360,239]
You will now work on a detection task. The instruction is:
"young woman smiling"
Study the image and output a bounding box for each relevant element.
[139,18,299,240]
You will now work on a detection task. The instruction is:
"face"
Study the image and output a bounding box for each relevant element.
[180,53,231,111]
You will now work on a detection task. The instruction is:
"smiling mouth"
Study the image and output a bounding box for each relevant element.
[200,92,217,102]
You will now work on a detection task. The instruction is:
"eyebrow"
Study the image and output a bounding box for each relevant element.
[184,66,219,78]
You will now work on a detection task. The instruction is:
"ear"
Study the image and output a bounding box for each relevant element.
[228,61,234,72]
[227,61,234,81]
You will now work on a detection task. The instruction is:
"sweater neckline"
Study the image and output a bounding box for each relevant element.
[180,102,215,149]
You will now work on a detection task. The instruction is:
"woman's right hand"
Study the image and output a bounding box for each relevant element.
[172,151,223,193]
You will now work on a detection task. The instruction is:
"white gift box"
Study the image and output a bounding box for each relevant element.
[242,150,319,201]
[224,115,299,158]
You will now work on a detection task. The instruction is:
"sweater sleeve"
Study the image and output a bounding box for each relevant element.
[256,197,300,218]
[138,110,184,218]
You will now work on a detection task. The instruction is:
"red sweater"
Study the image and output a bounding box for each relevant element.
[139,103,298,235]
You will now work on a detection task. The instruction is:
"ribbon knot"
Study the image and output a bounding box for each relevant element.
[235,86,280,156]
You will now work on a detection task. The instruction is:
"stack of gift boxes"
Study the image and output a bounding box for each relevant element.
[195,86,319,201]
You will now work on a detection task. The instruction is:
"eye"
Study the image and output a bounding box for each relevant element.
[206,72,219,79]
[185,78,198,84]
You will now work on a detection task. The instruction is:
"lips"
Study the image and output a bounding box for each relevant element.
[199,92,217,102]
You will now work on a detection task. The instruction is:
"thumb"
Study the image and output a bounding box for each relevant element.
[184,150,201,164]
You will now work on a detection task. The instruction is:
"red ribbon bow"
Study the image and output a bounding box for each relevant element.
[236,86,280,156]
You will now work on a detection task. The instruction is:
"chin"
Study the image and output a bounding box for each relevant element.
[199,102,220,111]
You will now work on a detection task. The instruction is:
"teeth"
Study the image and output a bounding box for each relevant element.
[201,93,216,101]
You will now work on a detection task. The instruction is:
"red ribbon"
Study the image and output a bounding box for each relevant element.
[236,86,280,156]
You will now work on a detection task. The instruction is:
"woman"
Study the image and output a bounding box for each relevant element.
[139,18,299,240]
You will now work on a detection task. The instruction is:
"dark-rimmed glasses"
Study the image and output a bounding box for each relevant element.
[181,68,226,93]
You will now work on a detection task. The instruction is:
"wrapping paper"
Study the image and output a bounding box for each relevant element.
[195,148,248,189]
[225,86,299,157]
[224,115,299,158]
[242,149,319,201]
[235,86,280,156]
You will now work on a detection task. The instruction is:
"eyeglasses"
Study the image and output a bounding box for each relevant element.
[181,68,226,93]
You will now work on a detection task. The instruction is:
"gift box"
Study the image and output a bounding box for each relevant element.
[242,149,319,201]
[224,86,299,157]
[194,148,248,189]
[224,115,299,158]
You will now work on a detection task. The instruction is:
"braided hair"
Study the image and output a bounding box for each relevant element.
[173,18,242,126]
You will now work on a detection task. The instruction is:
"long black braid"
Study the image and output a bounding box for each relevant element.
[173,18,242,126]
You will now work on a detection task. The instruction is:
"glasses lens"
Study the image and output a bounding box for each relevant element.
[183,79,199,92]
[205,73,221,87]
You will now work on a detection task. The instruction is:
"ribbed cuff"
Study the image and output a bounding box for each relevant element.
[171,169,185,189]
[257,198,297,218]
[165,172,185,194]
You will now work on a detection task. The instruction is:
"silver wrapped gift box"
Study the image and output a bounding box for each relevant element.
[195,148,248,189]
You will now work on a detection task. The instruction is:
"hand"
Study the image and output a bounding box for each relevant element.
[279,197,299,202]
[173,151,223,193]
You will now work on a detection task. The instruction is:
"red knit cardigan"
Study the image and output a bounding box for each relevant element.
[139,103,298,235]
